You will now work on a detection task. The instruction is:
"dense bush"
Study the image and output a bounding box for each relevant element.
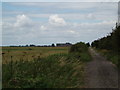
[69,42,91,62]
[69,42,88,53]
[91,23,120,52]
[91,23,120,67]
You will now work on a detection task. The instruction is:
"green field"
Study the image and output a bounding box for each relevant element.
[2,43,91,88]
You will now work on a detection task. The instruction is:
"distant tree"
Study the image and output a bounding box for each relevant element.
[30,44,35,47]
[52,43,55,47]
[91,40,99,48]
[26,45,28,47]
[91,22,120,52]
[86,42,90,47]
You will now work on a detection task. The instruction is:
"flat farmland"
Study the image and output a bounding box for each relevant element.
[2,47,69,63]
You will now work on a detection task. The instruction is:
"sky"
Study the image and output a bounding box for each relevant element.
[2,2,118,46]
[1,0,120,2]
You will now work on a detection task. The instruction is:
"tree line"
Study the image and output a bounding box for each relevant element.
[91,23,120,53]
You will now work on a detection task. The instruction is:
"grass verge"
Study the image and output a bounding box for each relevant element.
[96,49,119,68]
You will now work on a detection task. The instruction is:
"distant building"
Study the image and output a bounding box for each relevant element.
[56,43,72,47]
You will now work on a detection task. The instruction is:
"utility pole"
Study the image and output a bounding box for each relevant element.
[118,1,120,26]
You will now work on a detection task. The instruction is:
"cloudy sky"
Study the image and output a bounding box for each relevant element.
[2,0,120,2]
[2,2,118,46]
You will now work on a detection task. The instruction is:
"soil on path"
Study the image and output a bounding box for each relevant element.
[85,47,118,88]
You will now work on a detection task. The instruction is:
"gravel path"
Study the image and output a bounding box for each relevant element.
[85,47,118,88]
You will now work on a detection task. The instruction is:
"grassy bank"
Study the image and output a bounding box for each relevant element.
[3,53,84,88]
[3,43,91,88]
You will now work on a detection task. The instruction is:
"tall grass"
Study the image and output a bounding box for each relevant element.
[2,43,91,88]
[3,53,84,88]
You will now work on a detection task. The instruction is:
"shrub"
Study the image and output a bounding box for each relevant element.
[69,42,88,53]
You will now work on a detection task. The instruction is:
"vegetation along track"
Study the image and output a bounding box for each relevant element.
[85,47,118,88]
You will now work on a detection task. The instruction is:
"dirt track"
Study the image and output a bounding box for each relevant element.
[85,47,118,88]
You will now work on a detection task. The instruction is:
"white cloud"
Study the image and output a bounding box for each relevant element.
[14,14,32,27]
[40,25,47,30]
[87,13,95,19]
[49,14,66,26]
[74,20,116,27]
[67,30,77,34]
[69,30,75,33]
